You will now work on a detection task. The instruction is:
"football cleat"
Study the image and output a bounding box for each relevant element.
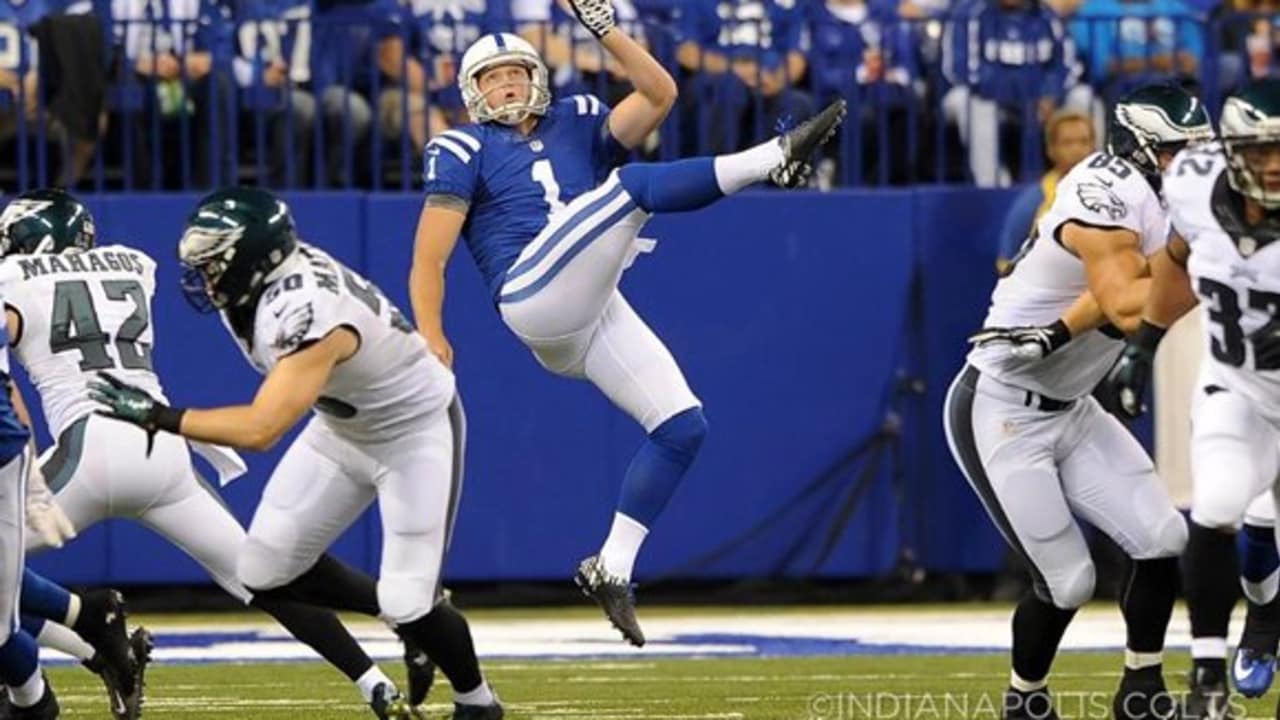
[1113,667,1179,720]
[76,590,137,700]
[1232,646,1276,699]
[1185,665,1234,720]
[1003,687,1059,720]
[369,682,424,720]
[84,626,151,720]
[574,555,644,647]
[402,636,435,707]
[770,99,848,189]
[9,680,60,720]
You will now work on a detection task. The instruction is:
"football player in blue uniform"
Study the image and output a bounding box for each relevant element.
[409,0,845,646]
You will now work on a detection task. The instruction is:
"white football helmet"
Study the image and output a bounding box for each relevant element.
[459,33,551,126]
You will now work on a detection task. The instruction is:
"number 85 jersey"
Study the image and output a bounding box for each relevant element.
[1165,142,1280,412]
[422,94,626,302]
[0,244,168,437]
[968,151,1170,400]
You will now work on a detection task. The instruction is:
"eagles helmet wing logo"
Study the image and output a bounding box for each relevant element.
[1077,182,1129,221]
[272,302,315,353]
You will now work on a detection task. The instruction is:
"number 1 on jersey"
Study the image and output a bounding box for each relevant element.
[531,159,565,220]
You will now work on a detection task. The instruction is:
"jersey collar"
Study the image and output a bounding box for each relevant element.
[1212,170,1280,256]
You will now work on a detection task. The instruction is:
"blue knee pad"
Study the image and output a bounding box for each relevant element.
[617,408,709,526]
[651,407,709,465]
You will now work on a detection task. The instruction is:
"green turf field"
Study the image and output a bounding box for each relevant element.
[44,651,1280,719]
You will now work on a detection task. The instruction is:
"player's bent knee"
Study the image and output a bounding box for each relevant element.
[1191,499,1250,532]
[377,573,437,625]
[1138,511,1189,559]
[651,406,708,461]
[237,538,302,592]
[1050,561,1096,610]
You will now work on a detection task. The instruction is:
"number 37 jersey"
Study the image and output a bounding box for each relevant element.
[0,245,167,437]
[1165,142,1280,415]
[421,94,626,301]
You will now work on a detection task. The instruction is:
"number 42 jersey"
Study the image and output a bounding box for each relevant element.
[1165,142,1280,416]
[0,245,167,437]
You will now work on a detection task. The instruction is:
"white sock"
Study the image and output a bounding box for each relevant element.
[455,681,496,707]
[712,138,785,195]
[599,513,649,581]
[355,665,394,703]
[63,594,81,627]
[1009,671,1047,692]
[1125,649,1163,670]
[1191,637,1228,660]
[9,669,44,707]
[37,621,94,661]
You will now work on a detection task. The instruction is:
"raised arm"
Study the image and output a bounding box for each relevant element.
[409,201,465,367]
[565,0,677,149]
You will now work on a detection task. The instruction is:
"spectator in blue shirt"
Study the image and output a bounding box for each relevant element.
[995,108,1095,272]
[674,0,815,155]
[113,0,237,188]
[810,0,921,183]
[388,0,511,152]
[941,0,1094,186]
[1067,0,1202,98]
[231,0,360,188]
[0,1,47,157]
[312,0,426,186]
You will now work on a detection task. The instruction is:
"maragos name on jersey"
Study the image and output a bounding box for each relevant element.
[15,250,147,280]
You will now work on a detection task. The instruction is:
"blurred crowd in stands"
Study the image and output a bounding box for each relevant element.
[0,0,1274,191]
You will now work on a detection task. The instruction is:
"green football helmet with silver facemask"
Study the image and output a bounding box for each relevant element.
[1107,84,1214,179]
[179,186,298,314]
[0,188,96,257]
[1221,78,1280,210]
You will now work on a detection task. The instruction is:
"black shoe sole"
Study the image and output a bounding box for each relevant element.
[574,570,646,648]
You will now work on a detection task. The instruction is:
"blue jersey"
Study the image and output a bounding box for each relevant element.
[0,0,46,73]
[422,94,625,301]
[0,312,29,465]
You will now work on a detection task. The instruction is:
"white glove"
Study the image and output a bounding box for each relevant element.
[968,320,1072,361]
[566,0,615,39]
[26,461,76,549]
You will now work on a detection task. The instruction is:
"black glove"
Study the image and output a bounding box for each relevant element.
[1251,319,1280,369]
[88,372,185,454]
[1099,321,1166,419]
[968,320,1071,361]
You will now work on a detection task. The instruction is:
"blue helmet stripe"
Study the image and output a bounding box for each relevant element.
[493,33,506,49]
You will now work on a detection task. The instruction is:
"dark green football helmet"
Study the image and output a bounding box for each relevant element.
[0,188,96,257]
[178,186,298,313]
[1220,78,1280,210]
[1107,84,1214,177]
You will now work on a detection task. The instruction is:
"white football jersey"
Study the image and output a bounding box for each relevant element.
[0,244,169,437]
[223,243,455,444]
[1165,142,1280,417]
[968,151,1171,399]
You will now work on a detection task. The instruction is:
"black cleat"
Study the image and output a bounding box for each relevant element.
[574,555,644,647]
[1113,667,1179,720]
[1185,665,1233,720]
[10,680,59,720]
[75,590,137,700]
[402,636,435,707]
[1003,687,1058,720]
[84,626,150,720]
[453,700,504,719]
[369,682,423,720]
[770,99,848,189]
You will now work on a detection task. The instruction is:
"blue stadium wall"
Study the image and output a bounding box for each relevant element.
[25,188,1152,586]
